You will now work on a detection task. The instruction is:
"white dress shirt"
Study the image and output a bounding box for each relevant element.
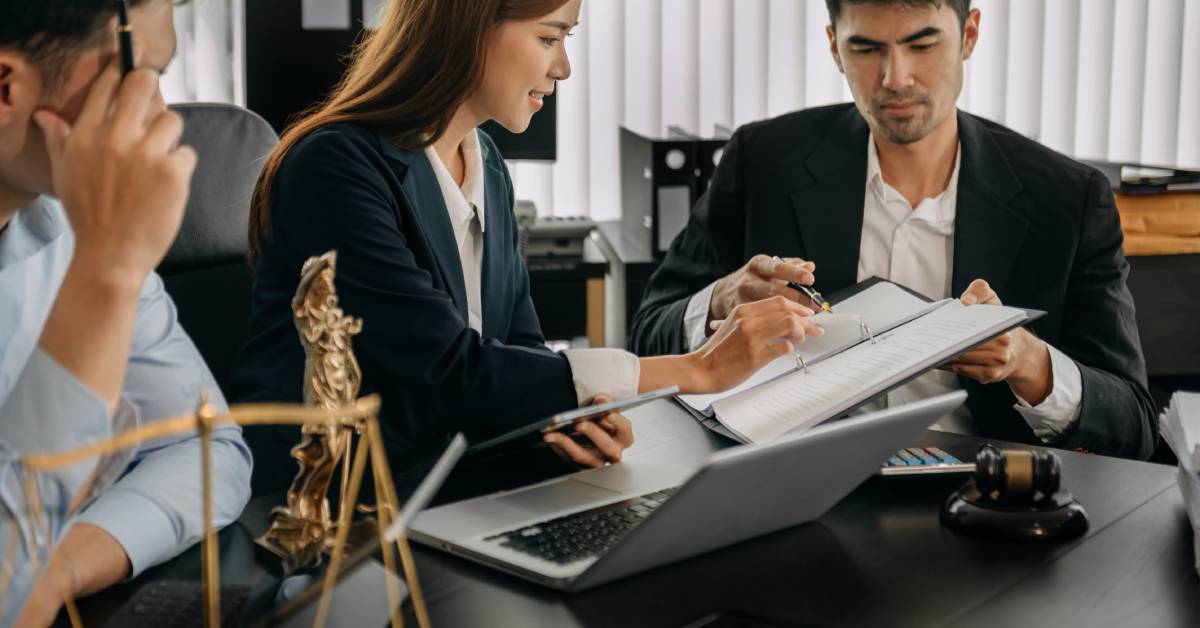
[684,135,1083,442]
[0,198,252,622]
[424,132,639,404]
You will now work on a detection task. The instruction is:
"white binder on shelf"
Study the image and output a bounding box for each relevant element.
[679,278,1044,444]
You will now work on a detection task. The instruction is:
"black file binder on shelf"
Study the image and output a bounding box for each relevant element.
[677,278,1045,444]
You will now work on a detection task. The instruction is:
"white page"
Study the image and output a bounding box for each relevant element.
[711,302,1025,443]
[678,281,933,412]
[1177,393,1200,467]
[1166,393,1200,470]
[833,281,935,333]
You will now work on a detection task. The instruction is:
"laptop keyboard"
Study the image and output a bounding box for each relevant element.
[485,487,680,565]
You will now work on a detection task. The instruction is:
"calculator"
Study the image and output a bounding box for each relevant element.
[880,447,976,475]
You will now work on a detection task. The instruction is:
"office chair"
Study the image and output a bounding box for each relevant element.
[158,103,279,396]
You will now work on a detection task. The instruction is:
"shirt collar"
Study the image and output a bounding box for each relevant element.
[460,130,486,231]
[0,197,67,270]
[866,133,961,221]
[424,130,487,233]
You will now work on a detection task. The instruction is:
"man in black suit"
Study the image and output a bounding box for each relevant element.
[629,0,1157,458]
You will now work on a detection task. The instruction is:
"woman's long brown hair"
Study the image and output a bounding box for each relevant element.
[247,0,571,263]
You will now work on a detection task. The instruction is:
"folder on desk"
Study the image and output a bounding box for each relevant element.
[678,278,1044,444]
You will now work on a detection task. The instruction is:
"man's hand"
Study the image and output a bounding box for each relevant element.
[690,296,823,393]
[34,57,197,410]
[544,395,636,468]
[34,58,196,292]
[15,523,131,628]
[942,279,1053,405]
[708,255,817,334]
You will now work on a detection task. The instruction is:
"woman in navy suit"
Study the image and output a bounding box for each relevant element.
[233,0,822,495]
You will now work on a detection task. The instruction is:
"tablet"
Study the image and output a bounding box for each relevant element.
[465,386,680,457]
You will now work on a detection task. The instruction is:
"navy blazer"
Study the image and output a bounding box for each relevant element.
[629,104,1157,459]
[231,124,578,495]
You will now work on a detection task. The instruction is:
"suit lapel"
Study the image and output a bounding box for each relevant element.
[391,146,470,319]
[479,140,507,337]
[790,108,870,292]
[951,112,1027,298]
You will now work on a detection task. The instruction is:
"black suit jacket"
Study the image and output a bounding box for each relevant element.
[230,124,578,495]
[629,104,1157,459]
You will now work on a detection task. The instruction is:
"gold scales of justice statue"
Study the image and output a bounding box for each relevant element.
[2,251,432,628]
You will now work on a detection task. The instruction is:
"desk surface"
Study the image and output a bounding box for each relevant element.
[410,434,1188,628]
[72,400,1199,628]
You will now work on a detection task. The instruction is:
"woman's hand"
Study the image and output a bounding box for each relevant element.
[544,395,635,468]
[688,295,823,394]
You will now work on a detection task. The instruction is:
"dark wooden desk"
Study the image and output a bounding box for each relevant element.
[408,431,1189,628]
[70,423,1199,628]
[953,485,1200,627]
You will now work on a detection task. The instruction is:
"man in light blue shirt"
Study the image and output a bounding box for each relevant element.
[0,0,251,624]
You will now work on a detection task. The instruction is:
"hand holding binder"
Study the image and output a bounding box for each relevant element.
[679,279,1045,444]
[942,279,1055,406]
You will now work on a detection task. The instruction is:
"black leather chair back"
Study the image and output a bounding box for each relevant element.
[159,103,278,396]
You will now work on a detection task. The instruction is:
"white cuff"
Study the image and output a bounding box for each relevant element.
[1011,344,1083,442]
[683,282,719,352]
[561,349,641,405]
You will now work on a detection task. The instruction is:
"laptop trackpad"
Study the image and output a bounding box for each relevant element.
[491,479,623,516]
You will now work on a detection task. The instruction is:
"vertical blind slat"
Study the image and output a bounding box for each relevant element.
[1038,0,1080,155]
[1074,0,1116,161]
[1107,0,1149,163]
[699,0,735,135]
[1004,0,1044,141]
[1178,0,1200,169]
[661,0,701,135]
[965,0,1009,124]
[1140,0,1186,167]
[510,162,554,218]
[552,8,591,216]
[585,0,626,220]
[732,0,771,129]
[804,0,844,107]
[766,0,806,119]
[623,0,662,137]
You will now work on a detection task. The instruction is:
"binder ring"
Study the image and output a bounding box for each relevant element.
[861,321,876,344]
[796,354,809,374]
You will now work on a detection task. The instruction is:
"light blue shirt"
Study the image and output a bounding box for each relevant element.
[0,198,252,622]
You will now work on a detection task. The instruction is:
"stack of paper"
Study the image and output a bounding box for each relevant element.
[1160,391,1200,577]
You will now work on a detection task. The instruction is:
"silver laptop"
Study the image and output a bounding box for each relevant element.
[409,391,967,591]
